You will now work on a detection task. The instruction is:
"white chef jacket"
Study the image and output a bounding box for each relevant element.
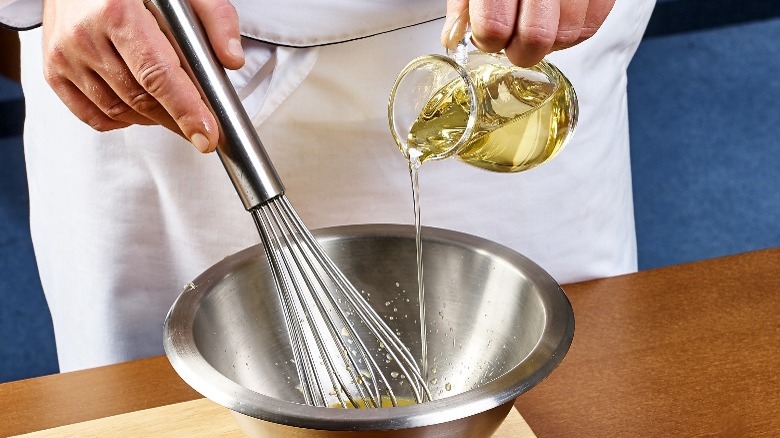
[2,0,655,372]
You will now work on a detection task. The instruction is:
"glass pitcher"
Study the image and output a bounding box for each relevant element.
[388,14,578,172]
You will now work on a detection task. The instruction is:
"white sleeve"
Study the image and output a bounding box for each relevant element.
[0,0,42,30]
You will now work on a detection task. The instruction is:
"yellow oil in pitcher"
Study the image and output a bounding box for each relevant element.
[402,60,576,172]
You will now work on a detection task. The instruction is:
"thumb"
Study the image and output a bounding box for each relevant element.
[190,0,245,70]
[441,0,470,50]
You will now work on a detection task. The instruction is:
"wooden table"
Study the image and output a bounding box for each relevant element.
[2,249,778,437]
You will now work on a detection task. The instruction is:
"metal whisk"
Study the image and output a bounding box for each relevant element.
[146,0,430,408]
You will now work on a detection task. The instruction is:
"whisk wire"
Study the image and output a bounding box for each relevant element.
[252,195,430,408]
[264,199,377,408]
[253,204,327,406]
[279,198,432,405]
[276,200,392,408]
[255,202,353,407]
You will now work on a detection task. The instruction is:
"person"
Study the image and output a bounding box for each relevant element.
[0,0,655,373]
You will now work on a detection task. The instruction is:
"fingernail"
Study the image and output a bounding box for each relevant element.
[445,10,470,50]
[191,133,210,152]
[228,38,244,60]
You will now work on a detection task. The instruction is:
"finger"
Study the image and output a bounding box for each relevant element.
[553,0,589,51]
[468,0,520,54]
[68,52,160,125]
[110,3,218,153]
[578,0,616,43]
[190,0,244,70]
[441,0,469,49]
[47,75,131,132]
[68,67,158,127]
[86,41,182,131]
[505,0,560,67]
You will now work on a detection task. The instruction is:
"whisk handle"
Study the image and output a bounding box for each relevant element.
[144,0,284,210]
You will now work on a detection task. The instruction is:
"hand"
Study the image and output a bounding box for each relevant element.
[441,0,616,67]
[41,0,245,152]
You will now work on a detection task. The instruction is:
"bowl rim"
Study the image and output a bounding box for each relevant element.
[164,223,574,431]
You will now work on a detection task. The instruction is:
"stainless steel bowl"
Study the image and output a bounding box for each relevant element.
[164,224,574,437]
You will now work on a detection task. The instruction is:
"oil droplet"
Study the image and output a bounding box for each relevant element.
[391,371,400,378]
[445,383,452,391]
